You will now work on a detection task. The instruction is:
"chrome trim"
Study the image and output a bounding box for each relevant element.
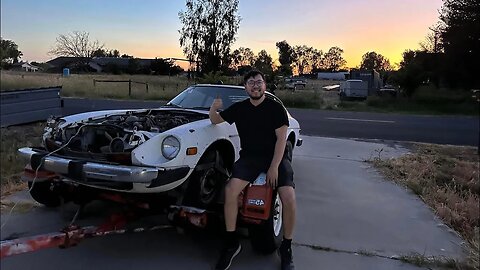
[18,147,158,183]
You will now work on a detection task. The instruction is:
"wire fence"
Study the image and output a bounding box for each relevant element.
[93,79,148,97]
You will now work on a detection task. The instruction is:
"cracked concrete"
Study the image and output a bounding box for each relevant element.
[0,136,467,269]
[292,136,466,269]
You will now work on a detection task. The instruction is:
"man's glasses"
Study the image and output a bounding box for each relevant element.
[246,80,264,87]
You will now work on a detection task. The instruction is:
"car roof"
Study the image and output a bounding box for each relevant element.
[194,84,245,89]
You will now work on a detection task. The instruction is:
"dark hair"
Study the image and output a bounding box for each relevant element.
[243,70,265,84]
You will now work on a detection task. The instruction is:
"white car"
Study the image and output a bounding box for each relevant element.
[19,84,302,210]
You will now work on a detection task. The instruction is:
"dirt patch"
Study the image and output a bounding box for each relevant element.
[372,143,479,269]
[1,122,45,197]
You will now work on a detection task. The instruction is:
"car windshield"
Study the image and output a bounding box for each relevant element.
[166,85,249,110]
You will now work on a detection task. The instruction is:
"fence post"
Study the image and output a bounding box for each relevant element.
[93,79,96,87]
[128,79,132,97]
[146,83,149,93]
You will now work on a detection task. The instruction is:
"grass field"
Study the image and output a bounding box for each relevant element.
[1,71,478,115]
[1,71,193,101]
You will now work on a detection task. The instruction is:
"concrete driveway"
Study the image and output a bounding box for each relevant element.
[0,136,466,269]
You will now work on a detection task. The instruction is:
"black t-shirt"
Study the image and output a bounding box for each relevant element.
[220,97,289,160]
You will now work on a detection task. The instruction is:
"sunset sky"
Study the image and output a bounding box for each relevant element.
[1,0,443,69]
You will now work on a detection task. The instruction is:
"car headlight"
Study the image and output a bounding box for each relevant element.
[161,136,180,160]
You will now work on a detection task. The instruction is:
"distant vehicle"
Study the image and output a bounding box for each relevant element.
[285,77,307,91]
[348,70,383,96]
[322,84,340,91]
[339,80,368,100]
[377,85,398,97]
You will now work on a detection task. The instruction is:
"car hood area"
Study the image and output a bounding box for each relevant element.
[43,108,209,161]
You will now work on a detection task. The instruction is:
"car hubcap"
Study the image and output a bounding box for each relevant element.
[273,194,282,236]
[199,168,218,204]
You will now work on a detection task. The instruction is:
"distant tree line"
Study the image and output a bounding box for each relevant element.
[177,0,479,95]
[391,0,480,95]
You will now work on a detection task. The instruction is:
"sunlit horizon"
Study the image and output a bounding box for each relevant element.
[1,0,443,70]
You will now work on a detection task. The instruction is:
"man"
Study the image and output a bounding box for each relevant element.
[209,70,296,270]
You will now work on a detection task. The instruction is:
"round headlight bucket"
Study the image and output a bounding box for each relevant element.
[161,136,180,160]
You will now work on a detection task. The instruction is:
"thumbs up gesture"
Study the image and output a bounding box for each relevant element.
[211,94,223,111]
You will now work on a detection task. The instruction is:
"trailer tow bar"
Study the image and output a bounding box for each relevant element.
[0,203,214,258]
[0,209,173,258]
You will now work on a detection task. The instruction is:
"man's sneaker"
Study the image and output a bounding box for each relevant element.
[215,242,241,270]
[278,245,295,270]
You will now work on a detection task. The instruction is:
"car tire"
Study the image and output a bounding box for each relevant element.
[284,141,293,162]
[28,181,62,207]
[248,191,283,254]
[184,150,228,208]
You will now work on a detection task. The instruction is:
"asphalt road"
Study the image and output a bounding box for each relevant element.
[1,137,465,269]
[62,97,479,146]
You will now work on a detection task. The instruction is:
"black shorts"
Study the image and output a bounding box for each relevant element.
[231,156,295,188]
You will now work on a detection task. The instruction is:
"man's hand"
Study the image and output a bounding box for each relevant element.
[211,95,223,111]
[209,94,225,124]
[266,166,278,188]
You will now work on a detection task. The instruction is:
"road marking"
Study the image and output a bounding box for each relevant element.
[326,117,395,123]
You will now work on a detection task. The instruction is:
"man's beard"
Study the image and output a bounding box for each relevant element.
[249,92,264,100]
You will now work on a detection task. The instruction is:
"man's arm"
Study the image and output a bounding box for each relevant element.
[209,97,225,124]
[266,125,288,187]
[270,125,288,169]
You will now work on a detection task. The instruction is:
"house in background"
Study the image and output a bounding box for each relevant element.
[11,61,40,72]
[46,57,156,73]
[317,72,349,80]
[45,57,89,72]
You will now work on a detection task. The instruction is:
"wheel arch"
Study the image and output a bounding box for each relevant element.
[199,139,235,170]
[287,132,296,149]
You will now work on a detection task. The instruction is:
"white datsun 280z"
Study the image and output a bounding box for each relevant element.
[18,84,302,210]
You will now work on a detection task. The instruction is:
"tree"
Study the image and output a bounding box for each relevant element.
[439,0,480,88]
[92,48,122,58]
[178,0,241,74]
[110,49,120,58]
[1,38,22,68]
[292,45,310,75]
[48,31,104,68]
[310,48,323,73]
[150,58,183,75]
[291,45,323,75]
[393,50,429,97]
[276,40,295,75]
[230,47,255,70]
[322,47,346,72]
[419,23,444,53]
[92,48,107,57]
[253,50,273,75]
[359,51,392,72]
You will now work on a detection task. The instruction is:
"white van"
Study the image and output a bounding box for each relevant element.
[339,80,368,100]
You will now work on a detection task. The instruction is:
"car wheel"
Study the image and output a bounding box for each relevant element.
[28,181,62,207]
[248,191,283,254]
[184,150,229,208]
[284,141,293,162]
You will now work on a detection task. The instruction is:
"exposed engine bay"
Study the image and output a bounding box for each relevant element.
[44,110,207,157]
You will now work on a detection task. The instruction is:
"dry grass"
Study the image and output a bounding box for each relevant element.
[0,122,45,197]
[275,79,342,109]
[372,144,480,269]
[1,70,193,101]
[1,70,344,109]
